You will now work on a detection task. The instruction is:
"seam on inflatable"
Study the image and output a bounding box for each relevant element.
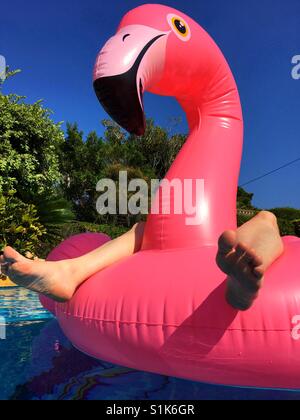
[57,311,293,331]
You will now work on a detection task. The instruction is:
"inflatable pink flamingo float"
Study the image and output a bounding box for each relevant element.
[41,4,300,389]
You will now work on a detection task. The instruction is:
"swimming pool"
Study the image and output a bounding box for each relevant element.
[0,287,299,400]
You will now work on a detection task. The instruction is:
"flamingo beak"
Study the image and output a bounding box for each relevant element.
[93,27,167,136]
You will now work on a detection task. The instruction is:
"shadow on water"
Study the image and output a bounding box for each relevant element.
[1,289,300,400]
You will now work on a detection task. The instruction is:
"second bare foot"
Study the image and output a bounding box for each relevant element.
[216,231,265,311]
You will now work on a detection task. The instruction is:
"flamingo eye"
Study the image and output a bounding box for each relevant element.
[167,14,191,41]
[174,19,187,34]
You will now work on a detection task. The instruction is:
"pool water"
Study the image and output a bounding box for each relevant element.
[1,288,300,400]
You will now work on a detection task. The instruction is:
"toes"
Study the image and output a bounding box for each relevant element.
[250,254,264,268]
[235,242,248,258]
[236,244,264,271]
[253,266,265,280]
[0,263,10,276]
[242,247,256,263]
[3,246,24,264]
[218,231,237,255]
[239,269,263,293]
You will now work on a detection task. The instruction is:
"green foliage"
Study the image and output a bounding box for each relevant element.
[99,163,149,226]
[126,119,186,179]
[0,72,73,255]
[237,187,256,209]
[59,119,187,226]
[37,222,128,259]
[34,196,74,226]
[277,218,297,236]
[0,92,64,200]
[293,220,300,237]
[61,222,128,239]
[265,208,300,237]
[237,212,256,227]
[269,207,300,221]
[0,193,46,255]
[59,123,106,222]
[0,67,22,89]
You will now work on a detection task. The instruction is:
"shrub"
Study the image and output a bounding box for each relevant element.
[237,213,256,227]
[293,220,300,237]
[60,222,128,239]
[277,218,297,237]
[270,208,300,221]
[38,222,128,259]
[0,192,46,255]
[0,93,64,201]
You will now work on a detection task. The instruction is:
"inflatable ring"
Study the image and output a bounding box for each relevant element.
[41,4,300,389]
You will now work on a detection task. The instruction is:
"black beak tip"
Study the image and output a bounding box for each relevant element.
[94,34,166,138]
[132,124,146,137]
[93,76,146,137]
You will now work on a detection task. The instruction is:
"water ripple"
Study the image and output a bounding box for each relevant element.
[0,288,53,323]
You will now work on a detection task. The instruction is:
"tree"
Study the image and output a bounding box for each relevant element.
[0,93,64,201]
[59,123,106,221]
[0,192,46,255]
[237,187,256,209]
[0,71,73,255]
[59,119,187,226]
[99,163,150,226]
[269,207,300,221]
[126,119,186,179]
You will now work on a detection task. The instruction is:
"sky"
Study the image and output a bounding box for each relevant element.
[1,0,300,209]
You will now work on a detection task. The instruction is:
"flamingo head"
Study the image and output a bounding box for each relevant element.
[93,4,219,135]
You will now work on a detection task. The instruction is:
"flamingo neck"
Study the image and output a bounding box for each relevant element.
[142,61,244,251]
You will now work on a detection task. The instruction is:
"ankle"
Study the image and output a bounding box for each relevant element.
[257,211,278,228]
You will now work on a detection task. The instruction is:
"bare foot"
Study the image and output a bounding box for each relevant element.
[0,247,77,302]
[216,231,265,311]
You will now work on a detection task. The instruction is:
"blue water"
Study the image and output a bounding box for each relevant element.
[1,288,300,400]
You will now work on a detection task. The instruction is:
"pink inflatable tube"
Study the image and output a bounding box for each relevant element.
[41,4,300,389]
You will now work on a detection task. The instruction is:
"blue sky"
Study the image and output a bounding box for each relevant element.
[1,0,300,209]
